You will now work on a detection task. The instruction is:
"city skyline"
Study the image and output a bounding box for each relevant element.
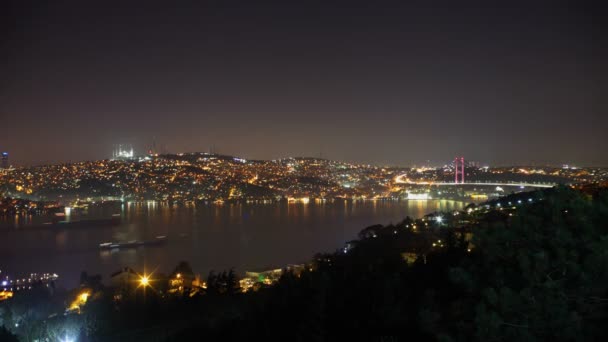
[2,151,601,205]
[3,1,607,166]
[0,146,601,169]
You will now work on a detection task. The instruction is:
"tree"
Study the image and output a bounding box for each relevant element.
[171,261,194,278]
[358,224,383,239]
[449,187,608,341]
[226,269,239,295]
[206,270,218,295]
[80,271,103,290]
[0,325,19,342]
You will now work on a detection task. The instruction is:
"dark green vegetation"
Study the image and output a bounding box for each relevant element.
[2,187,607,341]
[0,325,19,342]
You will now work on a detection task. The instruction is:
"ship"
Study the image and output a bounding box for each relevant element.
[99,235,167,249]
[38,213,122,228]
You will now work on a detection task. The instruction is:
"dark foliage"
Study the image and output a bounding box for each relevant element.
[0,325,19,342]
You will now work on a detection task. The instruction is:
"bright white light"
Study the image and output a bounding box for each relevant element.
[435,216,443,223]
[61,334,75,342]
[1,280,6,286]
[114,146,134,159]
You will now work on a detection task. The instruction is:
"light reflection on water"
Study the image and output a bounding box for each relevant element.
[0,200,467,287]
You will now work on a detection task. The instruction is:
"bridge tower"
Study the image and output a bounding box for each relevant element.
[461,157,465,183]
[454,157,465,184]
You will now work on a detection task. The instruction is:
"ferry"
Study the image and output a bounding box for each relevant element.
[99,235,167,249]
[37,213,122,228]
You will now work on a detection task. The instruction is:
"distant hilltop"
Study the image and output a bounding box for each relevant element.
[1,153,605,203]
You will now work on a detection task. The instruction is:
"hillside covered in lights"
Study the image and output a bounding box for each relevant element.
[2,153,602,205]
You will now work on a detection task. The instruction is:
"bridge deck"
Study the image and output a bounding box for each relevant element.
[404,182,554,188]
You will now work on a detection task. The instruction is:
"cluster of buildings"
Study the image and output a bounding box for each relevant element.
[0,197,62,216]
[0,153,606,205]
[0,153,400,202]
[63,263,308,311]
[58,262,309,315]
[0,270,59,301]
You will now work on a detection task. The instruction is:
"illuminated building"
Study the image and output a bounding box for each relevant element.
[68,290,91,313]
[407,192,430,200]
[168,271,195,293]
[112,145,135,160]
[0,290,13,301]
[1,152,8,169]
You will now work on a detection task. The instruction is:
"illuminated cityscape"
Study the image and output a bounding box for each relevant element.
[1,1,606,341]
[1,152,606,209]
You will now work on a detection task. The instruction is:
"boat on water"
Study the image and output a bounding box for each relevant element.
[99,235,167,249]
[40,213,122,228]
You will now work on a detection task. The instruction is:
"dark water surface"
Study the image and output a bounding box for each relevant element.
[0,200,466,287]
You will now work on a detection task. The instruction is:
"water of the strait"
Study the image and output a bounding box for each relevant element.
[0,200,468,287]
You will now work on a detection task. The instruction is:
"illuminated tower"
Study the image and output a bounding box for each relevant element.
[454,157,465,184]
[1,152,8,169]
[454,157,458,183]
[461,157,465,183]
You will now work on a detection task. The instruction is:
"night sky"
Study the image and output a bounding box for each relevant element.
[2,1,606,166]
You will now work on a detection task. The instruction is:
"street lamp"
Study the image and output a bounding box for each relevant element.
[140,275,149,287]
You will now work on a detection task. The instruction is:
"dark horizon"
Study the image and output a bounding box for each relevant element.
[2,0,607,166]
